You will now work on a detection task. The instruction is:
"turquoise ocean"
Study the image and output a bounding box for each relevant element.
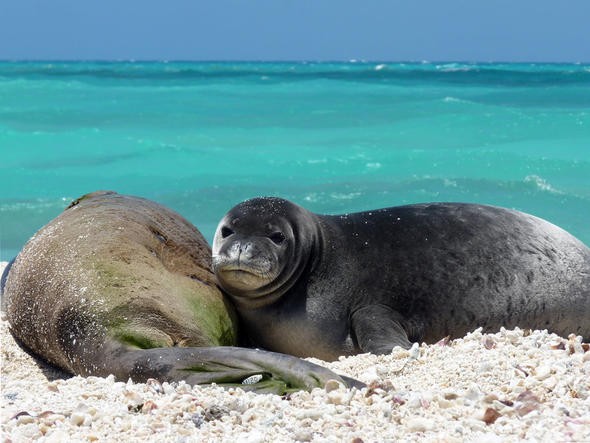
[1,61,589,261]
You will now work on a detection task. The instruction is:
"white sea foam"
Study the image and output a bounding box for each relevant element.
[443,96,475,105]
[307,158,328,164]
[524,175,563,195]
[0,198,72,213]
[303,194,319,203]
[330,192,361,200]
[374,64,386,71]
[436,63,474,72]
[443,178,458,188]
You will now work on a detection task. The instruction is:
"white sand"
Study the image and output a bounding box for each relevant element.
[1,261,589,442]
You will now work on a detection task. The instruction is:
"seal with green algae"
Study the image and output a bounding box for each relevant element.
[1,191,360,394]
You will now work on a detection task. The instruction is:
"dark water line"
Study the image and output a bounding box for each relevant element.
[1,62,589,87]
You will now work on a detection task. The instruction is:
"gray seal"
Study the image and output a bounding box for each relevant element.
[212,197,590,361]
[2,192,360,393]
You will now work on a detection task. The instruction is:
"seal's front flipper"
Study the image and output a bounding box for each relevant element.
[351,304,412,353]
[1,258,16,299]
[98,344,363,395]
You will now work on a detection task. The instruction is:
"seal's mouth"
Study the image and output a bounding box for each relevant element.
[218,264,266,278]
[213,254,274,277]
[214,260,277,293]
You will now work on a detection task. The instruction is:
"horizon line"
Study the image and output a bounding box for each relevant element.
[1,59,589,65]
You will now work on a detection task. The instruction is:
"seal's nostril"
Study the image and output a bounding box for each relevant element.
[221,226,234,238]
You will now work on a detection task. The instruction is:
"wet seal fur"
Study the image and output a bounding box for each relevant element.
[213,197,590,361]
[1,192,360,393]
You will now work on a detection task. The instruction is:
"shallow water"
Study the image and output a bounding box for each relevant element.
[1,61,589,260]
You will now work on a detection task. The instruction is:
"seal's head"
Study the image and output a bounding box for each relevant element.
[212,197,317,308]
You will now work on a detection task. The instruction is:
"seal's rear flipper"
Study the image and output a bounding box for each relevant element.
[86,343,364,395]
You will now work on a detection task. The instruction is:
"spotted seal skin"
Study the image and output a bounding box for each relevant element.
[2,192,361,393]
[213,197,590,361]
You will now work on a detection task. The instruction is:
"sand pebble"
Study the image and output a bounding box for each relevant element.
[406,416,435,432]
[324,379,343,393]
[69,412,92,426]
[534,365,552,381]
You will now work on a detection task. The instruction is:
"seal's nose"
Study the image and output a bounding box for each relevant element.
[229,240,256,262]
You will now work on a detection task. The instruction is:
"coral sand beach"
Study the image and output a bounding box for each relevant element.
[1,260,589,442]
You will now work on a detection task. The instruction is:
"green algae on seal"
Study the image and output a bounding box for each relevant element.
[1,191,360,394]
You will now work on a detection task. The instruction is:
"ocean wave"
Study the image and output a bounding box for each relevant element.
[523,175,564,195]
[0,197,72,212]
[307,158,328,165]
[330,192,362,200]
[442,96,472,104]
[435,63,478,72]
[2,62,589,87]
[294,176,586,208]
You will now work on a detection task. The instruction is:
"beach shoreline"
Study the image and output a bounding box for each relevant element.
[1,261,589,441]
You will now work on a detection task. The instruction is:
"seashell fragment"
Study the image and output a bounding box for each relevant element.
[514,390,541,416]
[141,400,158,413]
[242,374,264,385]
[146,378,163,394]
[482,407,501,425]
[481,335,496,350]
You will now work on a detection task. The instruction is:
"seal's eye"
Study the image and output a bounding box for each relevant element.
[269,232,286,245]
[221,226,234,238]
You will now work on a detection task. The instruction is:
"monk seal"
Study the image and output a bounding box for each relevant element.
[1,191,360,393]
[212,197,590,361]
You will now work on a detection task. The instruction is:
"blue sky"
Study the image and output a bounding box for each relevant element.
[1,0,589,62]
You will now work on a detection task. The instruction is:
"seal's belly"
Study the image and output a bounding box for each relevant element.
[240,309,356,361]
